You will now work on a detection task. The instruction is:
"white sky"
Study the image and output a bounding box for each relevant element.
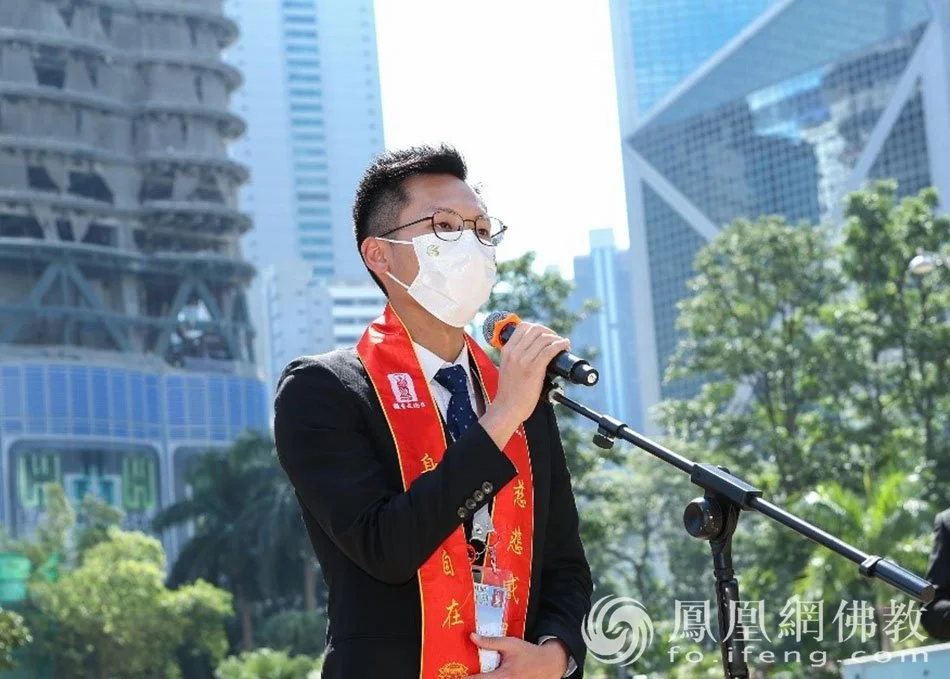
[374,1,629,278]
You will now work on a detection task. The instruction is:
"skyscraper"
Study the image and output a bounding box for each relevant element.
[0,0,268,542]
[610,0,950,425]
[225,0,386,391]
[623,0,777,116]
[568,230,644,431]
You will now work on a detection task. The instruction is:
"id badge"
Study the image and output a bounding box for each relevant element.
[473,566,511,672]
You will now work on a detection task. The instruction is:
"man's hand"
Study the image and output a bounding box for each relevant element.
[465,633,568,678]
[480,322,569,450]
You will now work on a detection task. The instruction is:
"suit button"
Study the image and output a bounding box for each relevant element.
[473,490,485,502]
[457,507,469,520]
[465,498,477,511]
[482,481,494,494]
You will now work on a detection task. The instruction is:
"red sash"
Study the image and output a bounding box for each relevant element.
[356,304,534,679]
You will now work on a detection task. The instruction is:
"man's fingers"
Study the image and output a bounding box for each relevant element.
[544,338,571,360]
[503,322,538,353]
[469,633,519,652]
[522,333,563,364]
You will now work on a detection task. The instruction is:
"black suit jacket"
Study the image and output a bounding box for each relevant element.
[922,508,950,640]
[274,349,593,679]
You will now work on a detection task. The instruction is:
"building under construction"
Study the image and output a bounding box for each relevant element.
[0,0,268,546]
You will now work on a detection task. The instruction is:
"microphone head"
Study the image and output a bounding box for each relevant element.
[482,310,520,349]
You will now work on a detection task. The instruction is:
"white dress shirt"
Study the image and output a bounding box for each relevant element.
[412,342,577,677]
[413,342,484,418]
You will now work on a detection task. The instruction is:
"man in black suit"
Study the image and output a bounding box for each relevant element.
[922,508,950,640]
[274,145,593,679]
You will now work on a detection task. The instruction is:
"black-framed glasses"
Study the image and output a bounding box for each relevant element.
[378,209,508,246]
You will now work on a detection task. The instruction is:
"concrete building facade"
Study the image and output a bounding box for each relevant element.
[0,0,268,544]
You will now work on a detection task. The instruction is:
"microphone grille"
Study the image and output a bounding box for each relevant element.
[482,311,509,344]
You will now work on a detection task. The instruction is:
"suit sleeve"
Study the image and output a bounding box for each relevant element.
[527,404,594,672]
[273,358,518,585]
[922,512,950,640]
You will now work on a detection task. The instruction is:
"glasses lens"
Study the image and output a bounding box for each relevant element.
[475,217,506,246]
[431,211,464,241]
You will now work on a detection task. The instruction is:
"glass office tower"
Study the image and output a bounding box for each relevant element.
[610,0,950,426]
[225,0,386,393]
[627,0,777,115]
[568,230,644,431]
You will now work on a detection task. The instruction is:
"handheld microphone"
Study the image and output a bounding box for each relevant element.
[482,311,599,386]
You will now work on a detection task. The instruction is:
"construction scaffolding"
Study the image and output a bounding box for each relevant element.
[0,0,256,369]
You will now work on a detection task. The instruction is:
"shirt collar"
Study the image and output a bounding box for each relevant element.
[413,341,471,385]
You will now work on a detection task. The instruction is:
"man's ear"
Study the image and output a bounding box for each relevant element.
[361,237,390,281]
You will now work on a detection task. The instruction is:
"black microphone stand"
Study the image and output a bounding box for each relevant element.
[543,382,934,679]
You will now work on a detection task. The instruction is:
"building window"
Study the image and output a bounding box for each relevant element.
[294,162,328,172]
[288,73,321,83]
[289,88,321,98]
[287,59,320,69]
[285,30,317,39]
[290,103,323,112]
[292,132,326,142]
[301,251,334,261]
[293,148,327,158]
[283,15,316,24]
[295,176,329,186]
[299,222,332,231]
[297,192,329,202]
[300,236,332,246]
[299,207,331,216]
[291,118,324,128]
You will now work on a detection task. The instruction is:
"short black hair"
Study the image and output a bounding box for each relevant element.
[353,144,468,294]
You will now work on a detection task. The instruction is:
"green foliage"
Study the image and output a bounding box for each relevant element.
[639,182,950,674]
[17,484,74,573]
[74,492,125,562]
[30,526,233,679]
[486,251,629,595]
[0,608,31,671]
[153,430,320,651]
[258,611,326,658]
[487,251,599,336]
[214,648,323,679]
[794,469,930,652]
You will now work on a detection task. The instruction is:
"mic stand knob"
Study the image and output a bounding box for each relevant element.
[593,428,616,450]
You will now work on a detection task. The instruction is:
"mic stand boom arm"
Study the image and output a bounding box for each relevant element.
[543,383,934,679]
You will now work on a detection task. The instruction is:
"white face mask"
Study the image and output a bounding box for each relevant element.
[379,230,497,328]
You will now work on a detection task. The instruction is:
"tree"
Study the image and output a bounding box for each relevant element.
[74,492,125,561]
[152,431,276,650]
[0,608,31,671]
[215,648,323,679]
[31,527,233,679]
[795,469,931,653]
[153,430,320,650]
[240,469,321,614]
[486,251,599,336]
[647,182,949,672]
[485,252,656,602]
[258,611,325,659]
[17,484,74,574]
[657,215,843,498]
[830,183,950,500]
